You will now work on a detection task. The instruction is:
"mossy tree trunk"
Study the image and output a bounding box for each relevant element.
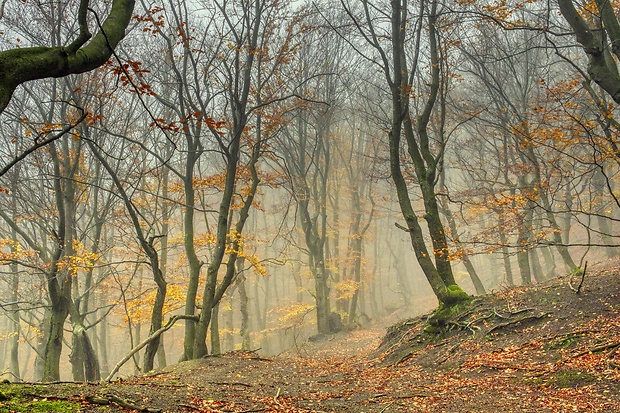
[558,0,620,105]
[347,0,469,307]
[0,0,135,114]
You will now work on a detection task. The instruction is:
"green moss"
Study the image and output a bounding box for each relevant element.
[526,370,596,388]
[0,399,80,413]
[443,284,470,305]
[547,336,581,350]
[551,370,595,388]
[428,287,471,328]
[0,385,79,413]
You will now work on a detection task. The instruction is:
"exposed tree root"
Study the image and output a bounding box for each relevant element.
[85,393,162,412]
[570,341,620,359]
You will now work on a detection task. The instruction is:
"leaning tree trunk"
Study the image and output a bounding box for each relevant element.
[384,0,469,309]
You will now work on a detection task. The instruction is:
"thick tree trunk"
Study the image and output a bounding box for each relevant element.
[0,0,136,113]
[314,259,332,335]
[558,0,620,104]
[43,299,69,381]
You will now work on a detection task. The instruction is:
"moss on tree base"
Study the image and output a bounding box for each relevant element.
[426,285,472,332]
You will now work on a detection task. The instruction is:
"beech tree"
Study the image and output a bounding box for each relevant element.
[0,0,135,113]
[341,0,469,312]
[558,0,620,104]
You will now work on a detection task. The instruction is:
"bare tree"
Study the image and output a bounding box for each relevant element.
[341,0,469,312]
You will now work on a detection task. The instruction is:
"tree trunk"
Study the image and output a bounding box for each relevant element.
[43,299,69,382]
[9,261,20,381]
[540,246,557,279]
[237,258,251,351]
[441,201,486,295]
[142,261,166,373]
[182,154,202,361]
[383,0,468,308]
[210,304,221,355]
[529,248,546,283]
[498,215,514,286]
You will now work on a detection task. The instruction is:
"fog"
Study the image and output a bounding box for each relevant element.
[0,0,619,383]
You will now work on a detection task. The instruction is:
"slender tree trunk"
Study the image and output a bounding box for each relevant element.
[210,304,221,355]
[97,290,110,378]
[516,210,533,285]
[441,201,486,294]
[529,248,546,283]
[182,155,202,361]
[498,215,515,286]
[384,0,468,308]
[561,185,572,245]
[237,258,251,350]
[540,246,556,279]
[142,259,166,372]
[157,160,171,370]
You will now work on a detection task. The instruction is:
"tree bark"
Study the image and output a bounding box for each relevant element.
[0,0,135,112]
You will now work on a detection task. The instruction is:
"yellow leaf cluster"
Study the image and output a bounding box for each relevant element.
[121,283,186,324]
[273,303,315,324]
[59,240,101,276]
[334,279,360,301]
[0,238,37,264]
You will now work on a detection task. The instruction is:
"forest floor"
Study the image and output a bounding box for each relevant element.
[1,263,620,412]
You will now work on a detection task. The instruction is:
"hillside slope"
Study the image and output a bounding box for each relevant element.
[1,265,619,412]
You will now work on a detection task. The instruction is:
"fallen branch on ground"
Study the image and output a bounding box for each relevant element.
[105,314,199,382]
[85,394,162,412]
[274,387,283,408]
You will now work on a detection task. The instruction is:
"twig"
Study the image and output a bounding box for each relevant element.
[379,402,393,412]
[208,381,252,387]
[395,222,410,232]
[178,404,201,411]
[396,393,430,398]
[0,109,86,178]
[508,308,537,315]
[436,341,464,364]
[28,394,73,401]
[274,387,283,408]
[544,329,598,343]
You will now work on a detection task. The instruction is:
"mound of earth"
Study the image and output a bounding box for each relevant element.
[1,265,619,412]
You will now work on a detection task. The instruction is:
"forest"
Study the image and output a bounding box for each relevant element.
[0,0,619,392]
